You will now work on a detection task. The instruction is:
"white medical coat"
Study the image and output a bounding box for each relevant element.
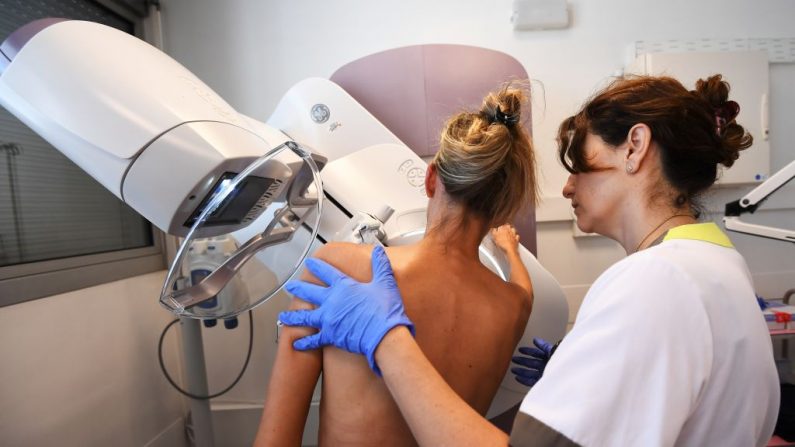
[511,223,780,447]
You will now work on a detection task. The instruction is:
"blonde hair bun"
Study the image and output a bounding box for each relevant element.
[433,82,537,226]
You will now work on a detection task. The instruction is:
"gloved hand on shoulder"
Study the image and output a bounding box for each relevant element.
[278,245,415,376]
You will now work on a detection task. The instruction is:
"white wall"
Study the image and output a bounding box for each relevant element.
[0,271,187,447]
[159,0,795,323]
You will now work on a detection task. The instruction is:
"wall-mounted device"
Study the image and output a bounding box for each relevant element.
[511,0,569,30]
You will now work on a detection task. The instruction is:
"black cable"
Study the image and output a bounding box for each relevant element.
[158,310,254,400]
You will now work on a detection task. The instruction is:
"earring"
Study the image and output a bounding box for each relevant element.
[626,163,634,174]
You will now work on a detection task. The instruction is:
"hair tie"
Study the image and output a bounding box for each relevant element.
[493,105,520,127]
[714,100,740,136]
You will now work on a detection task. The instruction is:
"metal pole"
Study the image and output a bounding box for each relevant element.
[180,317,215,447]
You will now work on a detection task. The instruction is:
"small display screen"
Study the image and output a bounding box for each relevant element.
[184,172,275,228]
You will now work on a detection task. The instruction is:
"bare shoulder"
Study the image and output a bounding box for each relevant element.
[309,242,377,283]
[289,243,374,311]
[482,269,532,316]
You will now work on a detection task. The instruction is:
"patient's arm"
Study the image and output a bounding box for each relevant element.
[254,257,327,446]
[491,225,533,304]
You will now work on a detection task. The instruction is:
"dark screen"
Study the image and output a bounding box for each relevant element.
[185,172,275,228]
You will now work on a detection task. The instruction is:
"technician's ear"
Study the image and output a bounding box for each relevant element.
[425,163,437,198]
[625,123,652,174]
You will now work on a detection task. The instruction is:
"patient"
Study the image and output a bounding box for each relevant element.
[255,85,538,447]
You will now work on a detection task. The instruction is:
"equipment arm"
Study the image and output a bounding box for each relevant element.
[724,159,795,243]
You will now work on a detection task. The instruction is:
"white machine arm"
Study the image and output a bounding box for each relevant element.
[0,19,333,318]
[724,159,795,243]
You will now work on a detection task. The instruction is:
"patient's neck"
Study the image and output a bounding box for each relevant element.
[421,203,487,259]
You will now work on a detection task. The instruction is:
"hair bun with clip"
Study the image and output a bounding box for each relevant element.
[493,105,520,127]
[714,100,740,136]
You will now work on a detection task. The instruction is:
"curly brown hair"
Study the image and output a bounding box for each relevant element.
[558,74,752,209]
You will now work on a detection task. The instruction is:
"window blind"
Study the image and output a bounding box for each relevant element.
[0,0,152,267]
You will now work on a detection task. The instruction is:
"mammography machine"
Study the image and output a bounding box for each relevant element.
[0,19,568,443]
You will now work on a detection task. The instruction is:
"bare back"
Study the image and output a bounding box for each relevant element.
[312,242,531,446]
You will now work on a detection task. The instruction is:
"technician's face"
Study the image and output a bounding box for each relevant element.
[561,133,626,235]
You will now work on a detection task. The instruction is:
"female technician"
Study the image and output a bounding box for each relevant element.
[279,74,780,447]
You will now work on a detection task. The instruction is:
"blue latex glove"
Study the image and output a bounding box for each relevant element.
[511,337,557,387]
[756,294,768,310]
[279,245,415,376]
